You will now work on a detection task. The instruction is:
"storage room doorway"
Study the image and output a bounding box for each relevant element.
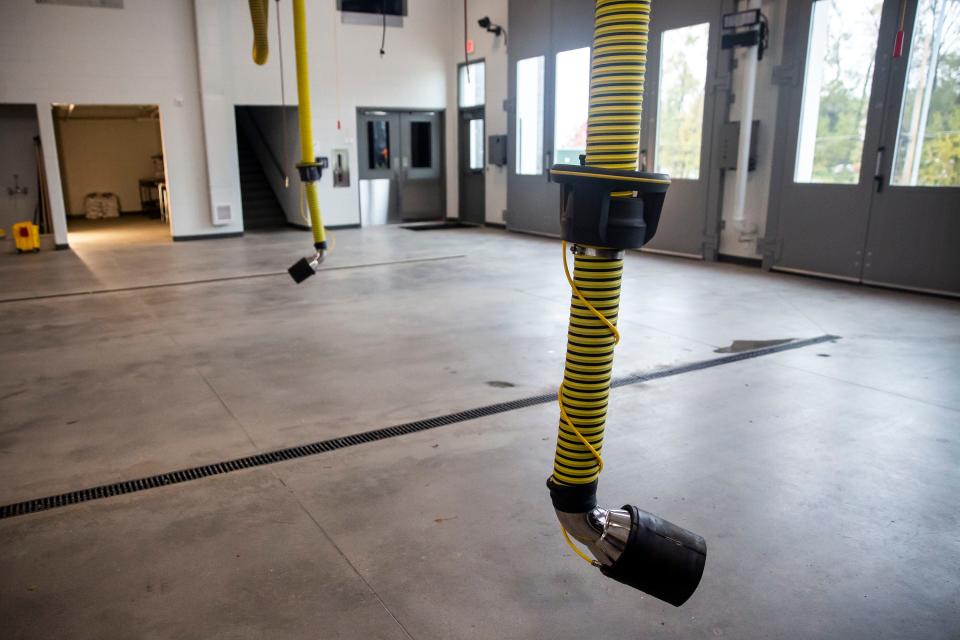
[52,104,171,247]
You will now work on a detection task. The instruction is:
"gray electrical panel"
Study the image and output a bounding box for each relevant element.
[718,120,759,171]
[488,134,508,167]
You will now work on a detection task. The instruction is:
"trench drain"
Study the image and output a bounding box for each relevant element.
[0,334,838,520]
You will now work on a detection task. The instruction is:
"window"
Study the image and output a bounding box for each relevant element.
[459,62,486,108]
[554,47,590,166]
[469,118,484,170]
[410,121,432,168]
[891,0,960,187]
[516,56,545,175]
[367,120,390,170]
[794,0,883,184]
[655,23,709,179]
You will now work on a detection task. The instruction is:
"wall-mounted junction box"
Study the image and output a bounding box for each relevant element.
[718,120,759,171]
[488,134,507,167]
[332,149,350,187]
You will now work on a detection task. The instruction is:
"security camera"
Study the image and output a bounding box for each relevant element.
[478,16,505,40]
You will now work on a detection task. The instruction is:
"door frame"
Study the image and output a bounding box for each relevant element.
[641,0,726,260]
[356,107,447,225]
[860,0,960,295]
[457,59,487,226]
[458,104,486,225]
[761,0,897,281]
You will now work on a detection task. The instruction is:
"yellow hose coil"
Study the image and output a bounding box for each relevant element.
[248,0,270,66]
[292,0,327,246]
[551,0,649,489]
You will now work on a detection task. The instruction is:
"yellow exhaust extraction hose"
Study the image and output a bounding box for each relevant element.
[248,0,270,66]
[292,0,327,247]
[551,0,649,489]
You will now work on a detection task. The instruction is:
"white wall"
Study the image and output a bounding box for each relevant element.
[0,0,218,244]
[718,0,788,259]
[0,105,40,233]
[446,0,509,224]
[56,117,162,215]
[194,0,453,229]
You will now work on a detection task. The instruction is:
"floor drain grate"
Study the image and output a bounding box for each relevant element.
[0,334,838,520]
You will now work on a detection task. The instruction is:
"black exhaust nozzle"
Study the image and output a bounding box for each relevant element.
[599,505,706,607]
[288,257,315,283]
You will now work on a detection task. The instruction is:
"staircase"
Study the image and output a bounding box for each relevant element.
[236,129,288,230]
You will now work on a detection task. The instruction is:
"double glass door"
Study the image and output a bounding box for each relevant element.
[507,0,593,236]
[506,0,719,256]
[357,110,443,224]
[767,0,960,294]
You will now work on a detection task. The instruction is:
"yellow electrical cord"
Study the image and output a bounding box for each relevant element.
[561,524,601,567]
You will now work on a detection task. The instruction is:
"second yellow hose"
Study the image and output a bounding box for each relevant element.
[292,0,327,247]
[248,0,270,66]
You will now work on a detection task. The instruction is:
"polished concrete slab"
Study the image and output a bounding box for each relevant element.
[1,225,958,638]
[67,215,172,248]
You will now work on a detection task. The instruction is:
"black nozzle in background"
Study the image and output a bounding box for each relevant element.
[600,505,706,607]
[288,258,315,284]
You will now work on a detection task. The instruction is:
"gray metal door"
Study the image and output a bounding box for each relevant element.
[861,0,960,294]
[399,111,444,221]
[766,0,959,294]
[507,0,555,235]
[459,107,485,225]
[764,0,894,281]
[640,0,723,258]
[506,0,720,251]
[357,109,444,225]
[358,110,400,225]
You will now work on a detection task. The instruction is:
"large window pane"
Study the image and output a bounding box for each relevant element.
[554,47,590,165]
[891,0,960,187]
[794,0,883,184]
[459,62,486,108]
[516,56,545,175]
[655,22,709,179]
[469,118,484,170]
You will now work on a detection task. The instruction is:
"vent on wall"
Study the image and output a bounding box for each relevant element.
[213,203,234,226]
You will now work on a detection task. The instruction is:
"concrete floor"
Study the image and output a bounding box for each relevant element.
[1,225,958,639]
[67,215,172,248]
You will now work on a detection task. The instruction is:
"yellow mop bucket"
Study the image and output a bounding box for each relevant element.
[13,222,40,253]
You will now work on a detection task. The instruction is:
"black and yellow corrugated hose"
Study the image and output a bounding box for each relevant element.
[547,0,707,605]
[553,0,648,534]
[248,0,328,282]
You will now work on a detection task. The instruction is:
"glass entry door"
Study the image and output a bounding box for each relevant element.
[641,0,721,257]
[767,0,959,293]
[506,0,593,236]
[766,0,890,280]
[862,0,960,292]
